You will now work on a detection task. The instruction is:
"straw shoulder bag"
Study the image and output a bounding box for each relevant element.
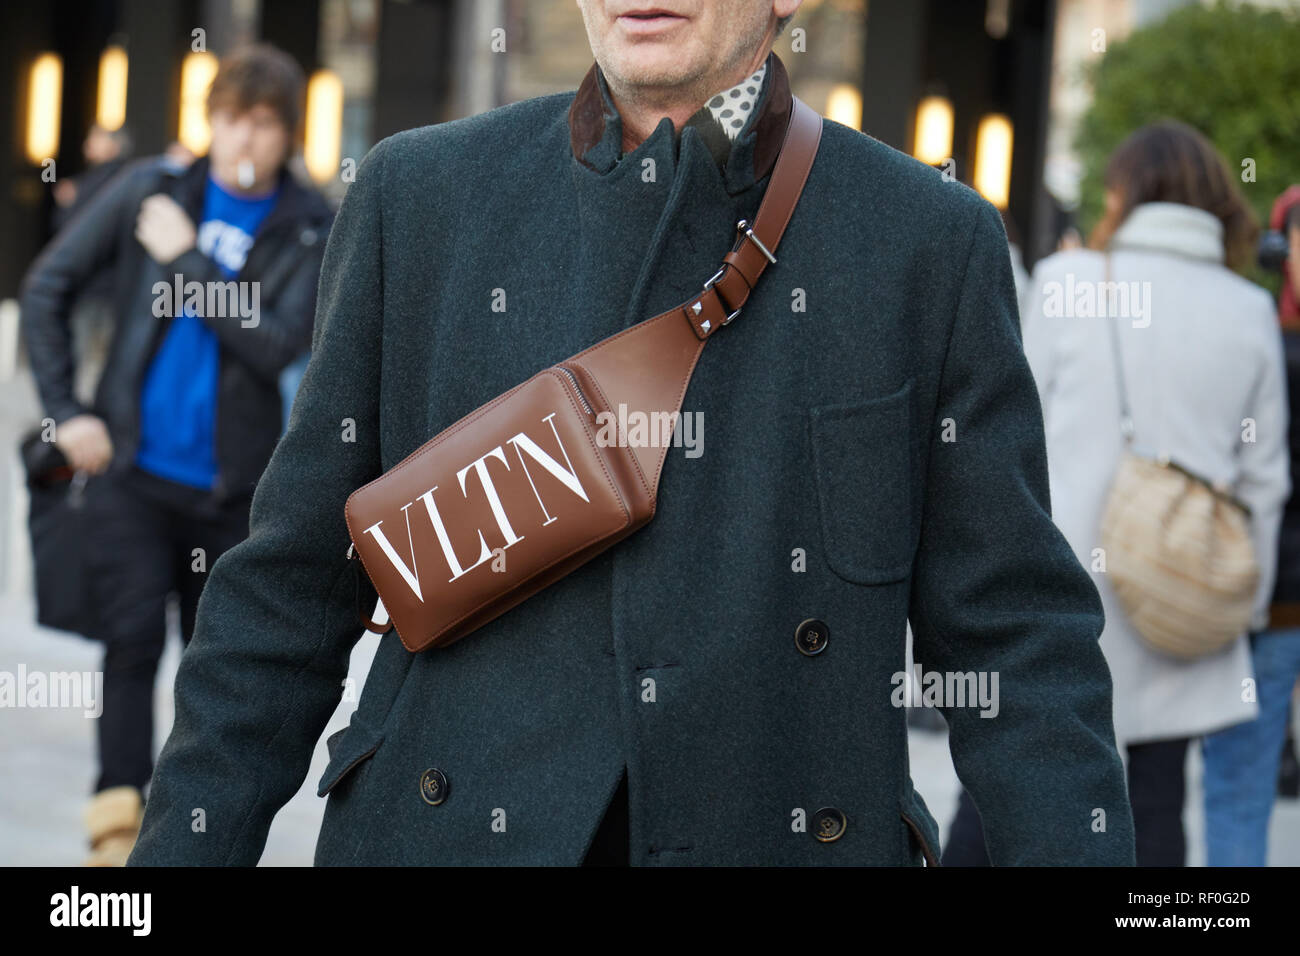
[1097,255,1259,659]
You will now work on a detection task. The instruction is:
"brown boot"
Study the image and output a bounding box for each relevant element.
[83,786,143,867]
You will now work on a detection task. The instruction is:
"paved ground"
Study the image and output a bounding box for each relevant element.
[0,590,377,866]
[1,368,1297,866]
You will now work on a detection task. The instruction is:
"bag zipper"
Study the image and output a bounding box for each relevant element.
[554,365,595,417]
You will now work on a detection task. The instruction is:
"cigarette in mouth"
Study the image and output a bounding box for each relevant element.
[237,160,255,188]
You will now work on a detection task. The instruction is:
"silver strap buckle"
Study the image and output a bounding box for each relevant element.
[702,266,741,325]
[735,218,777,264]
[699,220,778,328]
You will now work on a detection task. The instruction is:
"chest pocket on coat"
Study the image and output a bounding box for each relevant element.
[809,379,915,585]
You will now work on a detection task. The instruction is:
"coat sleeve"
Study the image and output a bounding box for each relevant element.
[19,162,142,424]
[1236,312,1292,632]
[166,231,327,384]
[126,137,392,866]
[907,199,1136,866]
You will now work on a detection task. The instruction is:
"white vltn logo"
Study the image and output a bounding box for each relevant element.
[364,412,590,599]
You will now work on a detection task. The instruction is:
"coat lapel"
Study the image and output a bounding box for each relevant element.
[568,49,794,192]
[565,50,792,336]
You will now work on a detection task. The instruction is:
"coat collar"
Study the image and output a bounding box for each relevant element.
[1110,202,1225,264]
[568,49,794,195]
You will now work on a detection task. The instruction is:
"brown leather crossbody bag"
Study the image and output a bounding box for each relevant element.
[344,95,823,652]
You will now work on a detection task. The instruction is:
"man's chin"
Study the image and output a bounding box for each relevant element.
[604,47,699,93]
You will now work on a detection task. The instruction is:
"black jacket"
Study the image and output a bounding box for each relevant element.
[20,155,334,503]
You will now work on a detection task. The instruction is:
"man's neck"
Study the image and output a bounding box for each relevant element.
[613,46,772,156]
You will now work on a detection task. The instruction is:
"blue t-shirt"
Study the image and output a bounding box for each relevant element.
[135,175,279,489]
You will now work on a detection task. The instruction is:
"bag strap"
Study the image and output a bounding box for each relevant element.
[1101,254,1253,516]
[682,94,823,339]
[351,96,824,636]
[564,96,822,496]
[1103,252,1137,446]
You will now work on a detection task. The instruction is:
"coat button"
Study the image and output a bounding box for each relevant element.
[419,768,449,805]
[813,807,847,842]
[795,618,829,656]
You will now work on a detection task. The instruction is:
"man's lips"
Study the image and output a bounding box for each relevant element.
[617,10,687,33]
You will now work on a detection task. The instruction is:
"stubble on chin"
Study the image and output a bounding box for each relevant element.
[602,51,714,110]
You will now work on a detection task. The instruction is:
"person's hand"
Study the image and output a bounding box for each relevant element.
[135,194,197,264]
[55,414,114,474]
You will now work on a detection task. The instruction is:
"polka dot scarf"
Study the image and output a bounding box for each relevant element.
[703,61,769,142]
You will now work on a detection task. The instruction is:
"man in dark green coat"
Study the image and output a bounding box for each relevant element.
[128,0,1136,866]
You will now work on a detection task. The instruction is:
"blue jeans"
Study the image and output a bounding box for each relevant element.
[278,349,311,435]
[1202,628,1300,866]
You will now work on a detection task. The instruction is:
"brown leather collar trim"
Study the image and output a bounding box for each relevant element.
[568,50,794,185]
[568,60,612,172]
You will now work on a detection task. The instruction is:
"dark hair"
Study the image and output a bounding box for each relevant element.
[1088,120,1258,272]
[206,43,305,136]
[775,13,794,38]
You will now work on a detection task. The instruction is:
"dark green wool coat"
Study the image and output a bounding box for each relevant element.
[128,52,1136,866]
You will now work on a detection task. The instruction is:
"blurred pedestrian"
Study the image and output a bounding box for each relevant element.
[52,123,134,232]
[1021,121,1289,865]
[19,42,333,866]
[1267,186,1300,322]
[943,121,1290,867]
[1200,193,1300,865]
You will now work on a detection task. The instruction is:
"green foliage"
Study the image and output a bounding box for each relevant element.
[1076,0,1300,249]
